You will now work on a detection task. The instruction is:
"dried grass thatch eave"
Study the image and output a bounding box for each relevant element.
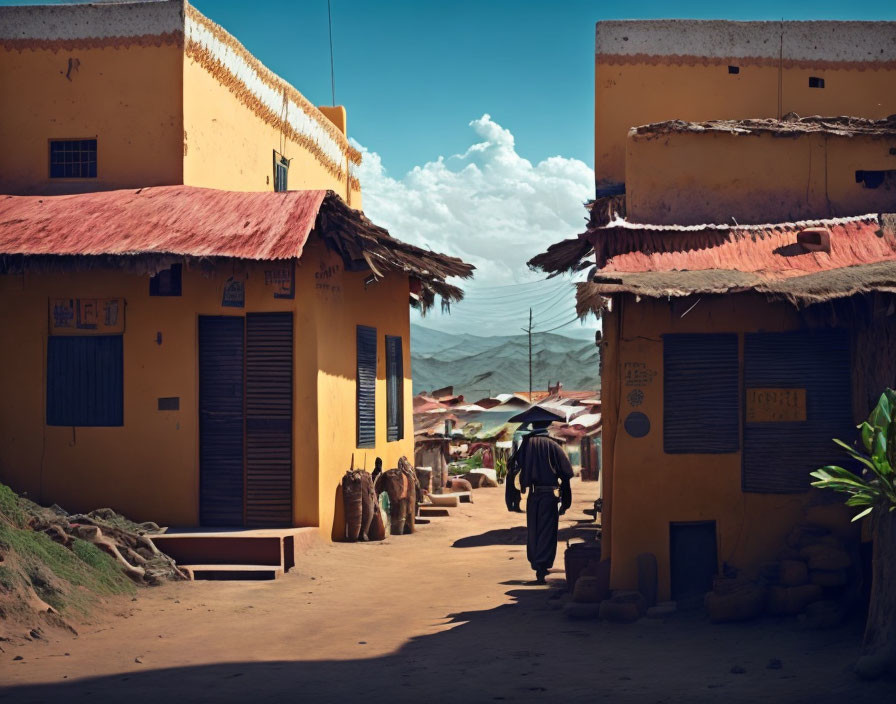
[527,236,594,276]
[315,191,474,311]
[577,260,896,312]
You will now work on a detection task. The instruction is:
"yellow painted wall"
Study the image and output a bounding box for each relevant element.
[0,44,184,195]
[182,55,362,207]
[601,293,859,601]
[0,245,412,538]
[626,130,896,224]
[305,239,414,540]
[595,62,896,188]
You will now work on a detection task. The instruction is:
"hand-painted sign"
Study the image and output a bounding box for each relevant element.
[222,277,245,308]
[746,388,807,423]
[50,298,124,334]
[623,361,657,388]
[264,262,295,299]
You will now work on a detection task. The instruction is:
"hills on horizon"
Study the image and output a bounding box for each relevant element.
[410,322,600,400]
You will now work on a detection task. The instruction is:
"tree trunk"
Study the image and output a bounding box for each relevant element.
[856,507,896,679]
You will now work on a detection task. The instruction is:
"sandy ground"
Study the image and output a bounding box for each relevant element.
[0,479,891,703]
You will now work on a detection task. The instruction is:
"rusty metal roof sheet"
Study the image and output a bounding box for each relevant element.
[0,186,326,260]
[0,185,475,309]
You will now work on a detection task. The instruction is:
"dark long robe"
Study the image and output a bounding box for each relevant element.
[507,432,574,572]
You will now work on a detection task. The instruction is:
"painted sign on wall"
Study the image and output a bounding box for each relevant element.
[264,262,295,299]
[746,388,807,423]
[222,277,245,308]
[50,298,124,334]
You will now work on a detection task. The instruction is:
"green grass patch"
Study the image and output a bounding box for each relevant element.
[0,523,134,614]
[0,565,18,591]
[0,483,26,528]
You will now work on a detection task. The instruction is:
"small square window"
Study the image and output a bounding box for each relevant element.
[149,264,182,296]
[727,65,740,74]
[808,76,825,88]
[49,139,97,178]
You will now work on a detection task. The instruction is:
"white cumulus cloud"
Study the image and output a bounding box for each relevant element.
[351,114,595,336]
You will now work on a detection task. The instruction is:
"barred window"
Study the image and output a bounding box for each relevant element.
[50,139,97,179]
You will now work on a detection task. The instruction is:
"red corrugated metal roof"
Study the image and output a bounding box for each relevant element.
[595,215,896,279]
[0,186,327,260]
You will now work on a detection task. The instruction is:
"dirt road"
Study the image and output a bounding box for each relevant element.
[1,479,889,702]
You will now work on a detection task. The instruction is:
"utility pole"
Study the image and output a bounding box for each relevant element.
[521,308,533,402]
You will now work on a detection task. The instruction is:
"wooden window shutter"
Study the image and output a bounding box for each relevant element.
[356,325,377,448]
[47,335,123,426]
[663,333,739,454]
[386,335,404,442]
[743,330,852,493]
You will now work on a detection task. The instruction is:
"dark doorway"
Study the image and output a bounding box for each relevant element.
[198,316,245,526]
[669,521,718,603]
[198,313,294,527]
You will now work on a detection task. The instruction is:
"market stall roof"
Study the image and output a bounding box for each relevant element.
[0,185,474,311]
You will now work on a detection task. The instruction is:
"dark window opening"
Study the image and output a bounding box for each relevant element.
[273,151,289,192]
[47,335,123,426]
[727,65,740,74]
[386,335,404,442]
[149,264,182,296]
[49,139,97,179]
[357,325,377,448]
[855,170,896,189]
[663,333,739,454]
[808,76,825,88]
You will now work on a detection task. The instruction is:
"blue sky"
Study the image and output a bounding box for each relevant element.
[7,0,896,337]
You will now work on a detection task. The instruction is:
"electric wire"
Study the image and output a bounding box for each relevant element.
[531,316,583,334]
[327,0,336,105]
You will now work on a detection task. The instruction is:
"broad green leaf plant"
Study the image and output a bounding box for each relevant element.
[811,389,896,521]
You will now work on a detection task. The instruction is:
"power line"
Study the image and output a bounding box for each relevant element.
[327,0,336,105]
[458,280,572,304]
[463,276,554,291]
[531,316,582,334]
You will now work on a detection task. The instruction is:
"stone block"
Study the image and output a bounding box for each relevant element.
[779,559,809,587]
[801,600,844,630]
[767,584,823,615]
[572,575,608,604]
[809,569,848,587]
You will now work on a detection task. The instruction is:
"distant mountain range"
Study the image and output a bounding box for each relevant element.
[410,323,600,400]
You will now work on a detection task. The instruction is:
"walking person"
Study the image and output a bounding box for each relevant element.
[506,407,573,583]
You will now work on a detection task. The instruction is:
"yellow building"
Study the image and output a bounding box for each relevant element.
[532,20,896,604]
[0,1,473,540]
[595,20,896,196]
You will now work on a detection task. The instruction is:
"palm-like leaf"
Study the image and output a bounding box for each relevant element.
[813,390,896,521]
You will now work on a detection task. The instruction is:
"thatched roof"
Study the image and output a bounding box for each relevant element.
[531,213,896,316]
[630,114,896,140]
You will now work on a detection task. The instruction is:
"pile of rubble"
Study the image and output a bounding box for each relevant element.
[22,499,187,585]
[706,522,861,628]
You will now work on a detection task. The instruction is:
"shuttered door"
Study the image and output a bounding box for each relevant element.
[743,329,853,493]
[386,335,403,442]
[663,334,739,453]
[245,313,293,527]
[198,316,245,526]
[357,325,377,448]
